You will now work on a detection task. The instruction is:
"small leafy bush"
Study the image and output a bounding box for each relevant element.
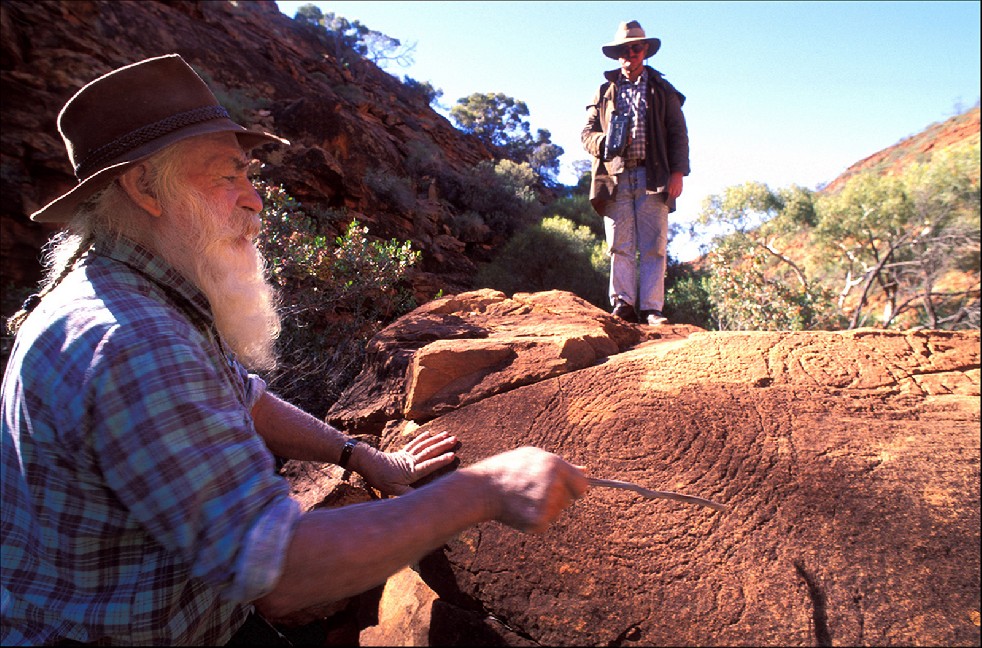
[664,259,713,328]
[475,215,608,308]
[194,67,267,125]
[545,195,603,239]
[450,210,491,243]
[438,159,540,239]
[402,76,443,107]
[706,247,844,331]
[404,139,443,180]
[257,182,420,416]
[334,83,367,105]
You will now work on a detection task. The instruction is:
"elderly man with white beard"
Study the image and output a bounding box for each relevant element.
[0,55,587,647]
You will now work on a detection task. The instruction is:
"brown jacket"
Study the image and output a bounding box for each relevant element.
[581,66,690,215]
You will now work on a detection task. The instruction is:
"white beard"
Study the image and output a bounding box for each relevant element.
[153,189,281,372]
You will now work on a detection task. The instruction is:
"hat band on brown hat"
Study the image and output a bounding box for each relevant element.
[74,105,231,180]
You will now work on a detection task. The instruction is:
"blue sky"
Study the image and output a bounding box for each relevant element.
[274,1,981,260]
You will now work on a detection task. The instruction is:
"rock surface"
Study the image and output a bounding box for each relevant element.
[325,291,981,646]
[327,289,670,434]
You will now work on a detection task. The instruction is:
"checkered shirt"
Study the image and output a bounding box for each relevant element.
[614,68,649,161]
[1,235,299,645]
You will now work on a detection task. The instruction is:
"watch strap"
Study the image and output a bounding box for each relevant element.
[339,438,360,470]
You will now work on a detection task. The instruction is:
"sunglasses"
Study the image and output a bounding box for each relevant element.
[619,44,647,57]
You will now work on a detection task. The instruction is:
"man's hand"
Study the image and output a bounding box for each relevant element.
[260,444,586,617]
[357,429,458,496]
[668,171,684,200]
[467,447,588,533]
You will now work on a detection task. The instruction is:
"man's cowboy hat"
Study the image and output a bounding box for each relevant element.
[30,54,289,223]
[602,20,661,59]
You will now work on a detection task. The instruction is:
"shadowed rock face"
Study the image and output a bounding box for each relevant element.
[329,292,980,646]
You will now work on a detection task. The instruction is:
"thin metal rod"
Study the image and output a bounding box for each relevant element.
[587,477,728,512]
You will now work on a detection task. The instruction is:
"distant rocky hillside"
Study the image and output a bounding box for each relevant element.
[823,105,980,193]
[1,0,493,295]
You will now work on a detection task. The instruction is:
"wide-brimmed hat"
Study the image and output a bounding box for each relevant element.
[602,20,661,59]
[31,54,289,223]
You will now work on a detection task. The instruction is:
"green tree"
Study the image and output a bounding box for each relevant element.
[451,92,532,157]
[704,244,840,331]
[571,159,592,196]
[698,182,837,330]
[402,76,443,108]
[698,142,980,331]
[815,142,980,329]
[293,5,415,71]
[360,29,416,69]
[294,3,324,25]
[449,93,563,184]
[527,128,565,186]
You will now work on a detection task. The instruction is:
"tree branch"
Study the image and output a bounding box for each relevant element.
[755,239,810,288]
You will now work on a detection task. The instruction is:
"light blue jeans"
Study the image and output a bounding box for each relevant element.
[603,167,669,312]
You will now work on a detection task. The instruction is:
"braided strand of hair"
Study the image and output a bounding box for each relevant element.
[5,235,94,335]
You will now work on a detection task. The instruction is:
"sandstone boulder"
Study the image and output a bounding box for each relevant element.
[327,289,683,435]
[323,293,980,646]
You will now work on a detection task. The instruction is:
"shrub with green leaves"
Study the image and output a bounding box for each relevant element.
[438,159,540,239]
[193,67,267,125]
[402,76,443,107]
[544,195,603,239]
[664,259,714,328]
[450,210,491,243]
[404,139,443,180]
[699,140,979,331]
[257,182,420,416]
[476,215,608,307]
[706,246,844,331]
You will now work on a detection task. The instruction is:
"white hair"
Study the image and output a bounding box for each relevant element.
[14,138,281,371]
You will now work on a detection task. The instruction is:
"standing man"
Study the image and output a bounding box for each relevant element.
[0,54,587,645]
[582,20,690,326]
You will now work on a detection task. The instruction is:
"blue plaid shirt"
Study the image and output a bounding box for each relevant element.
[1,235,300,645]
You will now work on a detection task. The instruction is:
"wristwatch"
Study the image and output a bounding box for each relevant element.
[338,438,360,470]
